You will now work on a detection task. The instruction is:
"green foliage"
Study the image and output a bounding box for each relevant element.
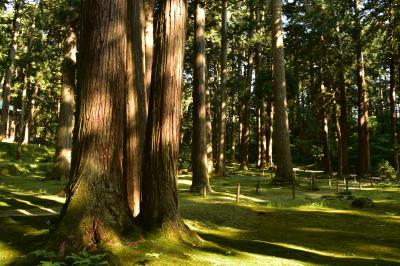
[32,249,108,266]
[378,160,398,180]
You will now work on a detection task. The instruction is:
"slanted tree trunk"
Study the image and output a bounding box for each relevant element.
[191,0,210,193]
[0,0,21,141]
[139,0,189,232]
[354,0,371,177]
[125,0,147,218]
[216,0,227,177]
[53,0,136,249]
[272,0,293,182]
[49,24,77,180]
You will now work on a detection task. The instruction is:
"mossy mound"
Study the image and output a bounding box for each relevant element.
[351,197,375,208]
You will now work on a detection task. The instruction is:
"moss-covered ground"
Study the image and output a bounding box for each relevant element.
[1,143,400,265]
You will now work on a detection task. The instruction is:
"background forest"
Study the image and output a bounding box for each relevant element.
[1,0,400,265]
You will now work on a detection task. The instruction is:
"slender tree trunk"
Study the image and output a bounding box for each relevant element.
[139,0,188,232]
[255,44,266,168]
[54,0,136,249]
[0,0,21,141]
[216,0,227,177]
[205,69,213,174]
[49,24,77,179]
[28,83,39,142]
[191,0,210,193]
[354,0,371,177]
[230,102,237,162]
[266,98,274,166]
[125,0,147,218]
[389,42,399,172]
[16,67,29,160]
[320,81,331,173]
[144,0,154,99]
[272,0,293,182]
[334,93,343,179]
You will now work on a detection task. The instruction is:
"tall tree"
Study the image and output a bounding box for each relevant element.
[0,0,21,141]
[191,0,210,193]
[216,0,227,177]
[49,22,77,179]
[54,0,136,248]
[138,0,188,231]
[354,0,371,177]
[272,0,293,182]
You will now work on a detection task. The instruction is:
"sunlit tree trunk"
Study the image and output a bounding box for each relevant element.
[334,93,343,179]
[354,0,371,177]
[255,44,266,169]
[126,0,147,218]
[266,98,274,166]
[49,24,77,179]
[144,0,154,99]
[28,82,39,142]
[320,80,331,173]
[205,68,213,174]
[216,0,227,177]
[16,67,29,160]
[191,0,210,192]
[272,0,293,182]
[139,0,188,231]
[0,0,21,141]
[54,0,135,249]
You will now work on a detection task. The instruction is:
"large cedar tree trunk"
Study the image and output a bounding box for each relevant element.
[50,24,77,180]
[139,0,188,232]
[0,0,21,141]
[54,0,136,249]
[216,0,227,177]
[191,0,210,193]
[272,0,293,182]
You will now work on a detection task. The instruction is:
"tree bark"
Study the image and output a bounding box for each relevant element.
[320,81,331,173]
[54,0,136,249]
[389,40,399,172]
[216,0,227,177]
[0,0,21,141]
[272,0,293,182]
[354,0,371,177]
[125,0,147,218]
[49,24,77,179]
[139,0,188,232]
[144,0,154,99]
[266,98,274,166]
[191,0,210,193]
[205,68,213,174]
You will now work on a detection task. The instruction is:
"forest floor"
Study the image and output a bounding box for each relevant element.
[0,143,400,266]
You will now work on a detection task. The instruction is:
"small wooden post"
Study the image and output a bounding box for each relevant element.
[358,181,362,190]
[256,180,261,194]
[310,174,315,191]
[370,176,373,187]
[329,176,332,189]
[345,177,349,191]
[336,181,339,193]
[202,186,207,198]
[294,170,297,181]
[292,180,295,199]
[236,183,240,204]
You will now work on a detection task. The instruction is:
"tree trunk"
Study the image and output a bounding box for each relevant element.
[272,0,293,182]
[205,68,213,174]
[144,0,154,99]
[266,98,274,166]
[320,81,331,173]
[389,41,399,172]
[49,24,77,180]
[191,0,210,193]
[354,0,371,177]
[28,82,39,142]
[125,0,147,218]
[16,67,29,160]
[138,0,188,232]
[230,102,237,162]
[0,0,21,141]
[334,93,343,179]
[216,0,227,177]
[54,0,136,249]
[255,44,266,169]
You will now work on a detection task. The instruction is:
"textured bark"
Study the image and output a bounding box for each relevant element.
[126,0,147,218]
[272,0,293,181]
[320,81,331,173]
[0,0,21,141]
[216,0,227,177]
[16,67,29,160]
[139,0,187,231]
[54,0,135,249]
[191,0,210,193]
[255,44,266,168]
[333,94,343,179]
[28,83,39,142]
[50,24,77,180]
[354,0,371,177]
[230,103,237,162]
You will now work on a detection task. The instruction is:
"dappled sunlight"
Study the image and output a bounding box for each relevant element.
[0,240,21,264]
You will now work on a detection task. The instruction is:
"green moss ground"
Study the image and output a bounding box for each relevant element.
[0,144,400,265]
